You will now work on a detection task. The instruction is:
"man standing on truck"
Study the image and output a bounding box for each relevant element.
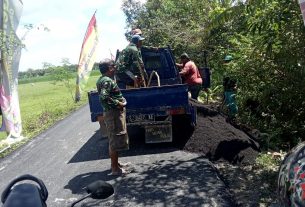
[131,28,158,51]
[97,59,130,175]
[176,53,202,100]
[115,35,147,88]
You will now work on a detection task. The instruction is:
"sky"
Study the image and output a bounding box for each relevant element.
[16,0,144,72]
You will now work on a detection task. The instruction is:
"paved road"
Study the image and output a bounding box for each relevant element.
[0,105,236,207]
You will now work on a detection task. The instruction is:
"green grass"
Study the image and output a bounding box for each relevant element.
[18,70,100,85]
[90,70,100,76]
[255,152,282,170]
[0,73,100,155]
[19,75,61,84]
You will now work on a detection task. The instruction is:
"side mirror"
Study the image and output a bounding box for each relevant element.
[86,180,114,199]
[71,180,114,207]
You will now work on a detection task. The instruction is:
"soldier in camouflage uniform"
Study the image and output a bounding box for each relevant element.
[115,35,146,88]
[97,59,129,175]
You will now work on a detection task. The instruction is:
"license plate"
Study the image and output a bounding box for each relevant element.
[145,124,172,143]
[127,114,155,123]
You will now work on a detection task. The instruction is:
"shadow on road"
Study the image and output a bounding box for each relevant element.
[64,156,237,206]
[68,129,179,164]
[64,171,112,194]
[68,130,108,163]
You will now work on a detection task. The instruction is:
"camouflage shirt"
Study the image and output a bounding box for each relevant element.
[116,43,144,78]
[96,76,124,112]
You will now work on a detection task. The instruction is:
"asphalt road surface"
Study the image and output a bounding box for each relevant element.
[0,105,237,207]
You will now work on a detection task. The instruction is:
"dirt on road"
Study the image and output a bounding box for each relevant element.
[184,102,260,165]
[179,101,278,206]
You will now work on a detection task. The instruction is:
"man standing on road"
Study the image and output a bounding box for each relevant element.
[116,35,147,88]
[96,59,129,175]
[176,53,202,100]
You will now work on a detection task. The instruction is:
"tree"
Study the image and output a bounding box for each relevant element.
[122,0,305,149]
[50,64,75,100]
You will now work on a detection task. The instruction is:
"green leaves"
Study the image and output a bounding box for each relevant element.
[121,0,305,150]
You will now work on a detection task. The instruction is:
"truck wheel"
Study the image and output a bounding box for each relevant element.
[172,114,195,149]
[127,126,145,148]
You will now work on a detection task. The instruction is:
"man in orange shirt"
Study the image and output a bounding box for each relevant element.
[176,53,202,100]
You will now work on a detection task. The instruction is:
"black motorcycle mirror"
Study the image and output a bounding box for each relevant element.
[70,180,114,207]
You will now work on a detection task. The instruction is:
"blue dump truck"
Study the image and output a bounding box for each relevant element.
[88,46,197,144]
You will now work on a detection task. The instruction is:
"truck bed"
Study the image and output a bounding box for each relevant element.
[88,84,190,122]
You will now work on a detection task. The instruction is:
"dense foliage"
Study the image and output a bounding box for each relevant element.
[122,0,305,149]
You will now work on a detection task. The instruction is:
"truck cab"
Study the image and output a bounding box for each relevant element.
[88,46,197,144]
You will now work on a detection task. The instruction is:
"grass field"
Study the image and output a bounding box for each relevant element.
[0,72,100,146]
[18,70,100,84]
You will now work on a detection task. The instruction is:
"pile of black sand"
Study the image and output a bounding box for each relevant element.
[181,100,260,165]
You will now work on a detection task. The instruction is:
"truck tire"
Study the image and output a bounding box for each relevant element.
[127,125,145,147]
[172,114,195,149]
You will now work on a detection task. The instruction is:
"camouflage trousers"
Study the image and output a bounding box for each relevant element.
[104,108,129,151]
